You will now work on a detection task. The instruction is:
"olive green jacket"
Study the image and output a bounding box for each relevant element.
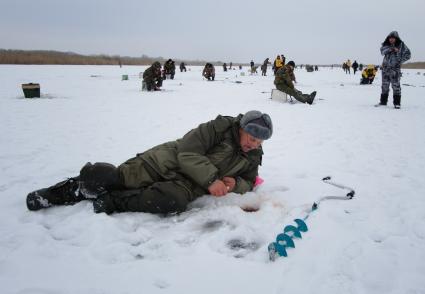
[274,64,296,89]
[164,61,176,74]
[139,115,263,194]
[143,65,162,84]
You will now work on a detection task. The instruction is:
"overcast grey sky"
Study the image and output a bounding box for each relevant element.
[1,0,424,64]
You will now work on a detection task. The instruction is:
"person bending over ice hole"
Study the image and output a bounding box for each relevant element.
[360,65,378,85]
[202,63,215,81]
[142,61,163,91]
[274,61,317,104]
[26,111,273,215]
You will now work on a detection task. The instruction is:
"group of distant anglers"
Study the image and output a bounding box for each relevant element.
[141,55,317,104]
[142,31,410,109]
[342,59,379,85]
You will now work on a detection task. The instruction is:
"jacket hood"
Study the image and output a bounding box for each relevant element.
[388,31,400,39]
[383,31,401,46]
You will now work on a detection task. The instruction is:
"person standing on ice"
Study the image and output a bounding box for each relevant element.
[142,61,163,91]
[352,60,359,75]
[345,59,352,74]
[376,31,411,109]
[26,111,273,215]
[179,62,187,72]
[273,55,283,75]
[162,59,176,80]
[261,58,270,76]
[274,60,317,105]
[280,54,286,66]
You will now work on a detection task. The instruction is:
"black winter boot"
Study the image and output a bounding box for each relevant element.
[379,93,388,106]
[393,95,401,108]
[26,177,83,211]
[307,91,317,105]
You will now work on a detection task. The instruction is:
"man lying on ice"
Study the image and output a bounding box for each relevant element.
[26,110,273,214]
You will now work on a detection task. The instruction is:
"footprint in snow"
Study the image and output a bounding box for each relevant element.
[154,279,170,289]
[227,238,261,258]
[201,220,227,232]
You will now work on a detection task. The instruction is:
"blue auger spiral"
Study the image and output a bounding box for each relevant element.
[268,218,308,261]
[268,176,355,261]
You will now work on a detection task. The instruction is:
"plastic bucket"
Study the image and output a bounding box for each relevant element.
[22,83,40,98]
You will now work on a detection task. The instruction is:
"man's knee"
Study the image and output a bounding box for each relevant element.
[80,162,122,190]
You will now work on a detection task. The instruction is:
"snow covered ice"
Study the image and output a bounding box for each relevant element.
[1,64,425,294]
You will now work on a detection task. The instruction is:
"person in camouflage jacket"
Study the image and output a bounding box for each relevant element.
[26,111,273,215]
[143,61,163,91]
[163,59,176,80]
[376,31,411,108]
[261,58,270,76]
[274,61,317,104]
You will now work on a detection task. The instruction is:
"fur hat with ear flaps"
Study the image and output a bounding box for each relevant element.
[240,110,273,140]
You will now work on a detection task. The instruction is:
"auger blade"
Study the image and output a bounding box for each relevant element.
[275,242,288,257]
[294,219,308,232]
[276,233,295,248]
[268,242,288,260]
[284,225,302,238]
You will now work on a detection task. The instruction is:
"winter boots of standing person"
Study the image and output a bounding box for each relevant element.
[26,162,121,211]
[375,93,401,109]
[393,95,401,108]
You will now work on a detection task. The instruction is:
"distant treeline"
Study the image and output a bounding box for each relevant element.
[1,49,424,68]
[402,62,425,69]
[0,49,226,66]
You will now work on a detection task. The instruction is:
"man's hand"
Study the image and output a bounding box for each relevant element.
[208,180,228,197]
[222,177,236,192]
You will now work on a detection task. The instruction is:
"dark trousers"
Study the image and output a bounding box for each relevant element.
[275,83,312,104]
[381,67,402,106]
[360,77,374,84]
[381,68,401,96]
[81,161,199,214]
